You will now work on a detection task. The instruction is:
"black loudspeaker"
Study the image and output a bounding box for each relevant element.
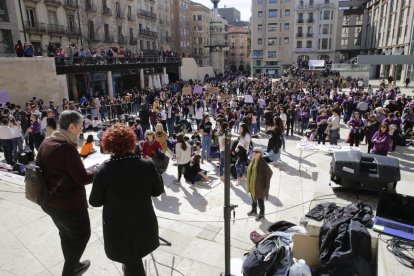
[330,151,400,191]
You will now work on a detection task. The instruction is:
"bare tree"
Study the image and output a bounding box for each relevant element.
[78,0,106,50]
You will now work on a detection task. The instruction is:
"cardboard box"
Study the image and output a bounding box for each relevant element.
[292,234,320,268]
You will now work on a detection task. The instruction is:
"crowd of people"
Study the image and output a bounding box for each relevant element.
[1,66,414,275]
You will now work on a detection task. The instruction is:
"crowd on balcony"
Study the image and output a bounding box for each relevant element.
[14,40,34,57]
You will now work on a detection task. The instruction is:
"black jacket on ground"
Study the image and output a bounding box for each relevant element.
[89,154,164,263]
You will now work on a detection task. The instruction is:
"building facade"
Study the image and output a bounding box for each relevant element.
[172,0,191,54]
[335,0,369,63]
[218,7,240,24]
[0,0,20,56]
[226,24,250,73]
[251,0,295,77]
[366,0,414,82]
[190,1,211,66]
[157,0,173,51]
[293,0,339,66]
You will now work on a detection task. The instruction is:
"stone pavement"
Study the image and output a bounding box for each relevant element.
[0,122,413,276]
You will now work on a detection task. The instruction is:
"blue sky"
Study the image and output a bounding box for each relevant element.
[190,0,251,21]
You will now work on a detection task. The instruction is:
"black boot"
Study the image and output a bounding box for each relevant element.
[247,209,257,216]
[255,213,265,221]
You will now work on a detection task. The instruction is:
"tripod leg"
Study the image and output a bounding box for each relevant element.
[159,236,172,246]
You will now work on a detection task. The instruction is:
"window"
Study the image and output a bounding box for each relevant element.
[116,2,121,17]
[322,10,330,20]
[258,11,263,17]
[197,15,202,21]
[26,8,36,27]
[198,37,202,44]
[0,1,10,22]
[297,41,302,48]
[258,0,264,4]
[128,6,132,20]
[268,37,277,45]
[266,61,278,66]
[252,50,263,58]
[67,15,75,31]
[256,60,262,66]
[341,38,348,47]
[285,9,290,16]
[284,23,289,30]
[269,9,278,17]
[267,51,276,58]
[88,20,94,39]
[258,38,263,44]
[284,37,289,44]
[341,27,349,37]
[320,38,329,49]
[268,23,277,31]
[269,0,278,3]
[198,26,202,31]
[258,24,263,31]
[306,41,312,48]
[321,24,329,35]
[129,28,133,39]
[0,29,13,54]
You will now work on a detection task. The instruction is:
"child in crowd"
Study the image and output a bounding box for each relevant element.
[80,134,96,158]
[92,116,100,131]
[84,114,93,131]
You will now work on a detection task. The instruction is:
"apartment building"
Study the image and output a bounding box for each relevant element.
[0,0,20,56]
[172,0,191,54]
[334,0,369,63]
[293,0,339,66]
[218,7,240,24]
[226,24,250,73]
[251,0,295,77]
[16,0,82,56]
[190,1,211,66]
[366,0,414,82]
[157,0,174,51]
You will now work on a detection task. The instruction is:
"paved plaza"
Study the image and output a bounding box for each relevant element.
[0,85,413,276]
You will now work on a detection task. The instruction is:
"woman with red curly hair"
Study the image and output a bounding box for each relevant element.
[89,123,164,276]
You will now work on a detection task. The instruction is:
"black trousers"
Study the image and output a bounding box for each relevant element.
[43,207,91,276]
[123,259,146,276]
[0,139,13,164]
[251,195,265,215]
[177,162,190,181]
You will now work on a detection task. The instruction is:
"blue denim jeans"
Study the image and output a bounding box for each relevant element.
[201,134,211,161]
[264,149,280,162]
[219,151,225,176]
[235,157,245,178]
[167,118,175,137]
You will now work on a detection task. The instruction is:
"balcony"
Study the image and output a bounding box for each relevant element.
[296,4,316,10]
[48,24,66,35]
[139,29,157,38]
[127,15,135,22]
[24,21,47,34]
[44,0,62,6]
[296,33,304,38]
[295,48,314,52]
[85,3,98,13]
[104,36,114,43]
[129,38,138,45]
[63,0,78,9]
[307,18,314,23]
[166,36,172,42]
[66,26,82,37]
[306,32,314,37]
[137,9,157,20]
[317,3,334,9]
[102,7,112,16]
[297,19,304,24]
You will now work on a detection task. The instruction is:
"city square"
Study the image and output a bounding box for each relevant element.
[1,0,414,276]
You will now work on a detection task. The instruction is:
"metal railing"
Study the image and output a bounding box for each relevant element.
[129,38,138,45]
[137,9,157,20]
[307,18,314,23]
[66,26,82,37]
[102,7,112,15]
[54,56,182,68]
[139,29,157,38]
[24,21,47,33]
[331,63,370,71]
[317,3,335,9]
[85,3,98,13]
[63,0,78,9]
[296,33,304,38]
[48,24,66,35]
[104,36,114,43]
[306,33,313,37]
[297,19,304,24]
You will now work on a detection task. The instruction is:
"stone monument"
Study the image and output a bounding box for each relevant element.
[207,0,227,74]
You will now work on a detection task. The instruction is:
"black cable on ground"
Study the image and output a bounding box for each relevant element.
[384,237,414,269]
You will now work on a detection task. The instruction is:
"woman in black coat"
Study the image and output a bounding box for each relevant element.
[89,124,164,275]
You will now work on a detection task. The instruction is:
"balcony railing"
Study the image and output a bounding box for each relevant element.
[139,29,157,38]
[48,24,66,35]
[296,4,316,10]
[295,48,314,52]
[44,0,61,6]
[307,18,314,23]
[129,38,138,45]
[66,26,82,37]
[317,3,334,9]
[166,36,172,42]
[306,33,313,37]
[137,9,157,20]
[63,0,78,9]
[86,3,98,13]
[297,19,304,24]
[24,21,47,33]
[54,56,182,75]
[296,33,304,38]
[102,7,112,16]
[118,36,127,44]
